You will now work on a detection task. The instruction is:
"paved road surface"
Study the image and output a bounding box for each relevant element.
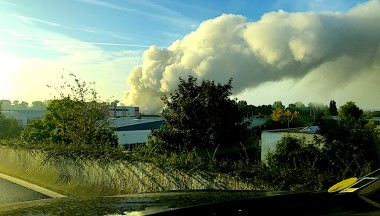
[0,178,49,204]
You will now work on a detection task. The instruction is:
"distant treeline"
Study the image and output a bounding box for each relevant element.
[0,99,47,110]
[238,100,380,118]
[238,100,337,118]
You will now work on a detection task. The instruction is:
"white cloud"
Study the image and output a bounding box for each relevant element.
[124,0,380,114]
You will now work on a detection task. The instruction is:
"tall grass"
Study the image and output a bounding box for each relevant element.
[0,146,259,196]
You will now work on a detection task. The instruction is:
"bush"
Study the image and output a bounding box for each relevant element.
[0,117,23,139]
[21,74,117,148]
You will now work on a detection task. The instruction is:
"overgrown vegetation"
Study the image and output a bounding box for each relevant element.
[0,116,23,140]
[243,101,379,191]
[4,74,124,163]
[133,76,380,192]
[0,102,23,139]
[0,74,379,193]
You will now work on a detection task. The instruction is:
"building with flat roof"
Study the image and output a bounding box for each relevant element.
[260,126,321,162]
[105,105,139,118]
[108,116,164,146]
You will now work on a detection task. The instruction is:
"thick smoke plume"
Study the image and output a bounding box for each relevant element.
[124,0,380,114]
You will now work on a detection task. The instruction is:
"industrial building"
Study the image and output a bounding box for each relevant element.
[105,105,140,118]
[108,116,164,147]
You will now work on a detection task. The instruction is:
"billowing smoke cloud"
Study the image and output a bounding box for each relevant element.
[124,0,380,114]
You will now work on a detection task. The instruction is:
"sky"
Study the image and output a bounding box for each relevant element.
[0,0,379,113]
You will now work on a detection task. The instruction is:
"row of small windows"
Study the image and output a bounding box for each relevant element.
[112,109,129,111]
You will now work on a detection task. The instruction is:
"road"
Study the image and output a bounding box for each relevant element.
[0,177,49,204]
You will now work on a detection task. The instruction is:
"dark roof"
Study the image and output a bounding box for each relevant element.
[116,120,165,131]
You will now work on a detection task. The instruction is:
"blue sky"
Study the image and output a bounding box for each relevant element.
[0,0,377,112]
[0,0,365,50]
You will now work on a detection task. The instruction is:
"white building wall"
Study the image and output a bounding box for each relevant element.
[116,130,152,145]
[261,131,320,162]
[261,131,284,162]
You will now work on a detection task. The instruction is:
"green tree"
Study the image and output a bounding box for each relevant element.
[287,101,308,115]
[0,117,23,139]
[0,102,23,139]
[318,101,379,177]
[238,100,249,117]
[0,100,12,110]
[151,75,249,155]
[263,136,326,191]
[19,101,29,109]
[43,100,53,108]
[256,104,273,117]
[267,136,320,167]
[238,101,273,118]
[31,101,46,110]
[273,101,285,110]
[287,103,297,112]
[238,100,256,118]
[329,100,338,116]
[261,101,378,191]
[12,100,20,110]
[338,101,363,121]
[21,74,117,147]
[19,119,54,143]
[11,100,29,110]
[110,100,119,106]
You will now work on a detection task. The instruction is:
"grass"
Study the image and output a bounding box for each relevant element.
[0,145,260,197]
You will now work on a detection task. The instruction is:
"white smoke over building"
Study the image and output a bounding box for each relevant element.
[124,0,380,114]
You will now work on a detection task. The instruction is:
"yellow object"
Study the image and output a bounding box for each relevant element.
[340,187,359,193]
[328,177,358,193]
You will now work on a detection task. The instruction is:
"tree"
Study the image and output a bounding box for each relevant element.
[0,100,12,110]
[238,100,249,117]
[317,101,379,177]
[271,109,301,128]
[238,101,274,118]
[256,104,273,117]
[338,101,363,122]
[261,101,379,191]
[287,101,308,115]
[287,103,297,112]
[43,100,53,108]
[0,117,23,139]
[263,136,325,191]
[31,101,46,110]
[110,100,119,107]
[0,102,23,139]
[21,73,117,147]
[20,119,55,143]
[12,100,20,110]
[273,101,285,110]
[151,75,249,155]
[0,101,3,118]
[329,100,338,116]
[19,101,29,109]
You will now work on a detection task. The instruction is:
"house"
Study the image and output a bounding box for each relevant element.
[260,126,321,162]
[108,116,164,148]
